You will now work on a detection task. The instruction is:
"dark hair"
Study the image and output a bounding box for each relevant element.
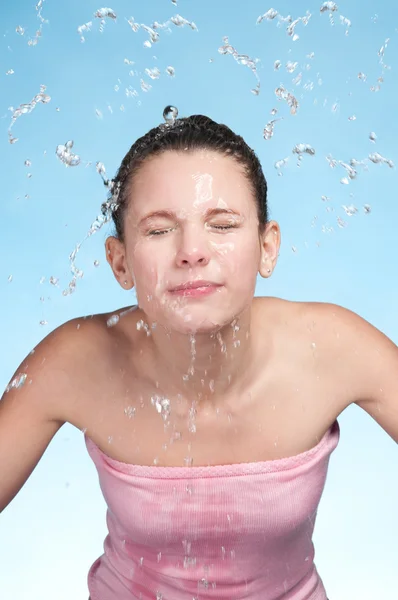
[106,114,268,243]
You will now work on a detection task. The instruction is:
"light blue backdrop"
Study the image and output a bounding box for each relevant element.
[1,1,397,598]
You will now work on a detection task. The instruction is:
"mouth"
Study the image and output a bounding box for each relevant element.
[168,281,223,297]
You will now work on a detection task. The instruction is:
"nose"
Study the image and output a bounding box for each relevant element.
[175,225,211,268]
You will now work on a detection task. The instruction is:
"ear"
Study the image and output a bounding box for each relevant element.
[258,221,281,278]
[105,236,135,290]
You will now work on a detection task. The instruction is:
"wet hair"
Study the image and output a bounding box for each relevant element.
[107,114,269,243]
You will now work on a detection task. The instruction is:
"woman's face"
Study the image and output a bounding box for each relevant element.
[121,149,271,334]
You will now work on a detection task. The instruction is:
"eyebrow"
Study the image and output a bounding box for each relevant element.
[138,208,240,226]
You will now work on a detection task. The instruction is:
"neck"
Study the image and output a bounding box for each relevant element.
[146,307,254,408]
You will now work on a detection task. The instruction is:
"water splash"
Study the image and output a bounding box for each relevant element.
[27,0,49,47]
[286,61,299,74]
[56,141,81,167]
[263,118,283,140]
[256,9,311,41]
[275,85,299,114]
[127,13,197,48]
[274,157,289,176]
[77,8,116,42]
[368,152,394,168]
[218,37,260,95]
[293,144,315,156]
[163,105,178,124]
[5,373,28,394]
[145,67,161,80]
[77,22,93,43]
[7,84,51,144]
[320,2,339,26]
[339,15,351,35]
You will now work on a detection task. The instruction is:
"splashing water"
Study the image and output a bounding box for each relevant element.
[286,61,299,74]
[27,0,49,47]
[256,8,278,22]
[145,67,161,80]
[163,105,178,124]
[275,85,299,114]
[77,22,93,43]
[127,13,197,48]
[56,141,81,167]
[263,119,283,140]
[218,37,261,94]
[94,7,117,20]
[256,9,311,41]
[275,157,290,176]
[368,152,394,168]
[320,2,339,26]
[7,84,51,144]
[293,143,315,156]
[339,15,351,35]
[5,373,28,394]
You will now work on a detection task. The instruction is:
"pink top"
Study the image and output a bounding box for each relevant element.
[84,419,340,600]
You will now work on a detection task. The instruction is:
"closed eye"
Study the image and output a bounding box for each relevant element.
[210,224,238,230]
[148,228,174,236]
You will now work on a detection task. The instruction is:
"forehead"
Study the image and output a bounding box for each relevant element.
[129,150,253,215]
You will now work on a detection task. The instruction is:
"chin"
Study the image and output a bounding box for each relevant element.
[164,308,232,336]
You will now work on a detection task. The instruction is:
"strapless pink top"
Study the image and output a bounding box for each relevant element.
[84,419,340,600]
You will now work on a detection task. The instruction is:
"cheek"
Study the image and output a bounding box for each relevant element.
[132,244,171,292]
[210,235,260,276]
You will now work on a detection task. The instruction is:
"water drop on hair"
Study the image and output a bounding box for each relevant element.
[163,105,178,125]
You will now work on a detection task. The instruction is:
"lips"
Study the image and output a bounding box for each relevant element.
[169,281,221,292]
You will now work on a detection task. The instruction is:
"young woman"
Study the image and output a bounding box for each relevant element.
[1,111,397,600]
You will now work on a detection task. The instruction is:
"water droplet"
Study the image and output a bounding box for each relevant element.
[263,118,282,140]
[292,143,315,156]
[256,8,279,23]
[124,406,136,419]
[275,85,299,114]
[151,395,171,422]
[286,61,298,73]
[5,373,27,393]
[94,8,117,20]
[56,140,80,167]
[342,204,358,216]
[107,314,120,327]
[163,105,178,124]
[145,67,161,80]
[140,79,152,92]
[369,152,394,168]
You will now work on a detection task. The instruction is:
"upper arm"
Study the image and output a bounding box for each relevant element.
[0,319,84,513]
[322,303,398,444]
